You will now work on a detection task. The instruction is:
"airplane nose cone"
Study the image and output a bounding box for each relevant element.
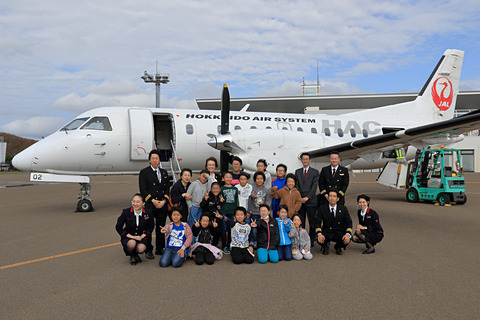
[12,144,35,171]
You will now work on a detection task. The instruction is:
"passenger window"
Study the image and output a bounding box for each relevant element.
[350,129,356,138]
[250,126,257,129]
[297,127,303,132]
[186,124,194,135]
[234,125,241,130]
[324,128,330,136]
[337,128,344,137]
[282,127,288,130]
[81,117,112,131]
[266,126,272,129]
[61,117,89,131]
[362,129,368,138]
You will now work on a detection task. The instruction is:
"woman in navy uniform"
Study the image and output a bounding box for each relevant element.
[116,193,154,265]
[352,194,384,254]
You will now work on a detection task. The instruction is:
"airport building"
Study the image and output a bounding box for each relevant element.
[196,91,480,172]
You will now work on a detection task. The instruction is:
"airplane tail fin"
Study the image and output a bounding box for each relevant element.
[413,48,464,121]
[348,49,464,124]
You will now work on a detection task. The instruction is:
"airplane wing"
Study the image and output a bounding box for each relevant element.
[308,111,480,160]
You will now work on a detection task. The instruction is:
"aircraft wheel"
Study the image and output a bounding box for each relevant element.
[456,195,467,205]
[77,199,93,212]
[437,193,450,205]
[406,188,419,203]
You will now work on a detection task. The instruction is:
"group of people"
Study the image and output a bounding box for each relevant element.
[115,149,384,266]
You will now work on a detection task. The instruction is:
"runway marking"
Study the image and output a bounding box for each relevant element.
[0,242,120,270]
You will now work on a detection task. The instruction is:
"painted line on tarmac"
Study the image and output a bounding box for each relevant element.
[0,242,120,270]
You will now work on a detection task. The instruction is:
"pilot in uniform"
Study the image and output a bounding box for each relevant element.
[315,190,353,255]
[318,151,349,206]
[139,150,171,258]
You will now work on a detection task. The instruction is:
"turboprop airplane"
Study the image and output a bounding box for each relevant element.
[12,49,480,212]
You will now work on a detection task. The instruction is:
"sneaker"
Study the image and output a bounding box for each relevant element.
[223,247,231,254]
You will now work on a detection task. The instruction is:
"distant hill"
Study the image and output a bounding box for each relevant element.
[0,132,37,163]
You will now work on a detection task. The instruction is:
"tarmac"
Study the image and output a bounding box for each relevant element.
[1,172,479,319]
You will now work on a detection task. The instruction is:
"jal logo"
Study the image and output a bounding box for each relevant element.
[432,77,453,111]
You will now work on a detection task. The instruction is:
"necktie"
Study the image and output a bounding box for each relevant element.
[155,169,161,182]
[332,168,336,176]
[304,168,307,179]
[332,208,335,218]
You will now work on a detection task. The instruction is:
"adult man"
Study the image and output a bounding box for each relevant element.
[318,151,349,206]
[294,152,319,246]
[315,190,352,255]
[271,164,287,218]
[139,150,170,259]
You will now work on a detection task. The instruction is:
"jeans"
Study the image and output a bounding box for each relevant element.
[277,244,293,261]
[257,248,279,264]
[159,247,185,267]
[188,205,203,228]
[250,214,260,247]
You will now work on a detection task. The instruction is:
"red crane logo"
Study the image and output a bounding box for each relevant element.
[432,77,453,111]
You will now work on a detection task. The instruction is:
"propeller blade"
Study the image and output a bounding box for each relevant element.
[220,150,230,174]
[220,84,231,173]
[220,84,230,135]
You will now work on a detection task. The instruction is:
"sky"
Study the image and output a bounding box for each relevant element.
[1,0,480,139]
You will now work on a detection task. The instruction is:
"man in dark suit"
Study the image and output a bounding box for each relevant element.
[315,190,352,255]
[318,151,349,206]
[295,152,320,246]
[139,150,171,259]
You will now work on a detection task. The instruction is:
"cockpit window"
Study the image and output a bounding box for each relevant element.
[80,117,113,131]
[60,117,89,131]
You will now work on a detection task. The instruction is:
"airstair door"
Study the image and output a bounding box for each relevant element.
[128,108,155,161]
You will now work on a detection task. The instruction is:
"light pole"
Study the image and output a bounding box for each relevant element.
[141,63,169,108]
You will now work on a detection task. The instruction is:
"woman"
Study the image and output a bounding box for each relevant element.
[169,168,192,222]
[352,194,384,254]
[115,193,154,265]
[205,156,222,189]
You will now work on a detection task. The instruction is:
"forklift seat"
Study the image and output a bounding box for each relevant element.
[444,166,452,177]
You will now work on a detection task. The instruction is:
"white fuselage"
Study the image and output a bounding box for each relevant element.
[13,106,419,176]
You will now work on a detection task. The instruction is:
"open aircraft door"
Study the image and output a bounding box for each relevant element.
[128,108,155,161]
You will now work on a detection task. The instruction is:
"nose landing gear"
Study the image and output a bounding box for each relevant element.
[76,183,94,212]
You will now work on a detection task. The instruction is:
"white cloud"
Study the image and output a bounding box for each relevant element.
[1,0,480,132]
[51,80,198,113]
[460,78,480,91]
[0,117,66,139]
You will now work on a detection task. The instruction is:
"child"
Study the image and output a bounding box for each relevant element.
[250,159,272,188]
[248,171,272,246]
[159,209,193,267]
[186,169,209,228]
[231,156,243,186]
[289,214,313,260]
[276,204,293,261]
[270,173,302,219]
[200,182,225,248]
[251,204,280,264]
[235,172,252,220]
[216,206,255,264]
[271,164,287,218]
[190,213,222,265]
[220,171,239,254]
